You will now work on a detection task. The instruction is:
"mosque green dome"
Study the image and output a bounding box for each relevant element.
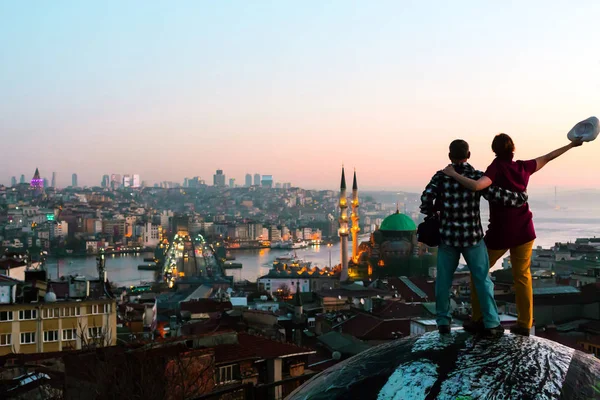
[379,211,416,232]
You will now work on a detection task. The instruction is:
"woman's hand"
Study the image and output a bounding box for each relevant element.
[442,164,457,177]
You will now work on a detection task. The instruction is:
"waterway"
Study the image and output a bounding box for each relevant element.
[44,210,600,286]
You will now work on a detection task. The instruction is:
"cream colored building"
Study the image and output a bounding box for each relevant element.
[0,276,117,356]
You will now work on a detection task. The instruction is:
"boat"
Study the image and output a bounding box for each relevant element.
[143,257,156,262]
[223,262,243,269]
[138,264,160,271]
[292,241,309,249]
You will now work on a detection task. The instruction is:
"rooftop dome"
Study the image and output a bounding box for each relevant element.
[44,290,57,303]
[379,211,416,232]
[288,330,600,400]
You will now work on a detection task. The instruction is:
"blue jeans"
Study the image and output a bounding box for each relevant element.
[436,240,500,329]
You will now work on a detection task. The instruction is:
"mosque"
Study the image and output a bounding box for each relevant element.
[337,167,436,281]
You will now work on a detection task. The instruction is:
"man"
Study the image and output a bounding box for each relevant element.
[420,139,528,337]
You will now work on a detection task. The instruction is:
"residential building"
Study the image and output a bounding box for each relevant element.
[245,174,252,187]
[72,173,78,187]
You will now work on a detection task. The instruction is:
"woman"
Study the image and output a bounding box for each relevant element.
[442,134,583,336]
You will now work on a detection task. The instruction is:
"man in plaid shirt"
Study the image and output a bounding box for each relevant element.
[420,139,528,337]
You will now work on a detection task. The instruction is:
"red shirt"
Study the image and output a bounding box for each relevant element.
[483,156,537,249]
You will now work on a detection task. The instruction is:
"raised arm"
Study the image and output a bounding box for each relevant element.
[534,140,583,172]
[442,165,492,191]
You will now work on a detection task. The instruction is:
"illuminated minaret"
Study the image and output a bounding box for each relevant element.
[339,167,349,281]
[350,170,360,263]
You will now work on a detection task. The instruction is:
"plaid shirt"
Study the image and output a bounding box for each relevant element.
[419,162,528,247]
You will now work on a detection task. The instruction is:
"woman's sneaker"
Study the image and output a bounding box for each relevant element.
[509,324,530,336]
[438,325,451,335]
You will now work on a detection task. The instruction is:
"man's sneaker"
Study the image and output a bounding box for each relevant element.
[510,324,530,337]
[482,325,505,339]
[438,325,451,335]
[462,319,484,334]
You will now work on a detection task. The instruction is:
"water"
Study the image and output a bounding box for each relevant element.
[52,210,600,286]
[45,253,156,287]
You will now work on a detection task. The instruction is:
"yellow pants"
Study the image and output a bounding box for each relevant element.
[471,240,535,329]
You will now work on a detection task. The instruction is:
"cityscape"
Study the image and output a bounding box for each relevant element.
[2,1,600,399]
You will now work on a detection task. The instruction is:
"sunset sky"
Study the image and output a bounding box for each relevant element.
[1,1,599,192]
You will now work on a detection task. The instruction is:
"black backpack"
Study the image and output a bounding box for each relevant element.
[417,214,440,247]
[417,178,442,247]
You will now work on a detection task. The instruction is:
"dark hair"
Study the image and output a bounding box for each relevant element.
[492,133,515,160]
[449,139,469,161]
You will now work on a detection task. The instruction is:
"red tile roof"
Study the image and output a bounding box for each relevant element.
[209,333,316,364]
[181,299,233,314]
[373,300,427,319]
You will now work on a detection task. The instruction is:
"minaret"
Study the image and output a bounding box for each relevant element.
[351,170,360,263]
[339,167,349,281]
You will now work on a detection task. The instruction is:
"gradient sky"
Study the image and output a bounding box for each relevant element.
[1,1,599,192]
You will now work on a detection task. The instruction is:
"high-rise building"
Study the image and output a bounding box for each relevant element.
[183,178,189,188]
[283,182,291,189]
[72,173,78,187]
[253,173,260,186]
[43,178,49,188]
[10,177,16,186]
[261,175,273,188]
[229,178,235,188]
[19,175,25,184]
[245,174,252,187]
[213,170,226,187]
[31,168,43,189]
[132,174,141,188]
[101,174,110,188]
[122,175,131,188]
[110,174,121,190]
[51,172,56,188]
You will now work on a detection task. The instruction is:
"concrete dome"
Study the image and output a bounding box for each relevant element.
[379,211,416,232]
[288,330,600,400]
[44,288,57,303]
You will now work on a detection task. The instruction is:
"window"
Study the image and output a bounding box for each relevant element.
[43,308,60,319]
[217,365,235,385]
[20,332,36,344]
[62,329,77,341]
[0,333,11,346]
[0,311,13,321]
[44,330,59,342]
[19,309,37,320]
[308,317,316,328]
[103,304,110,314]
[91,305,99,314]
[88,327,102,339]
[61,307,81,317]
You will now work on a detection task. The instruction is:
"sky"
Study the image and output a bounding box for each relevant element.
[1,1,600,192]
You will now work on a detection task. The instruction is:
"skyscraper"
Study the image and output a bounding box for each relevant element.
[122,175,131,188]
[111,174,121,190]
[10,177,16,187]
[31,168,43,189]
[245,174,252,187]
[51,172,56,188]
[101,175,110,188]
[229,178,235,188]
[132,174,141,188]
[19,175,25,184]
[43,178,49,188]
[213,170,226,187]
[253,173,260,186]
[72,173,78,187]
[261,175,273,188]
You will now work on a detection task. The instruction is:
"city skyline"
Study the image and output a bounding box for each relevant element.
[1,2,599,191]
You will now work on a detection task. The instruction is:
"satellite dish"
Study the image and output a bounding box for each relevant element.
[332,351,341,360]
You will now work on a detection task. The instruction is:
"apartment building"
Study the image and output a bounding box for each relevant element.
[0,272,117,356]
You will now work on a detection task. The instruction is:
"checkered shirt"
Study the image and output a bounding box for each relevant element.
[419,163,528,247]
